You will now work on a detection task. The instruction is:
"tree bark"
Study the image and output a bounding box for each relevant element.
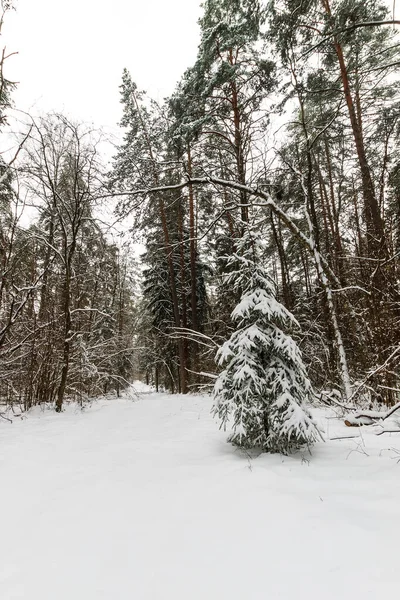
[321,0,386,259]
[131,89,188,394]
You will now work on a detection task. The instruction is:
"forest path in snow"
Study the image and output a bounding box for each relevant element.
[0,386,399,599]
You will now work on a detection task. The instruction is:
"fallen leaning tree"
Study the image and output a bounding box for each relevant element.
[344,401,400,431]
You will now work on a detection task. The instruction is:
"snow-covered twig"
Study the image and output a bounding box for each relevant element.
[186,368,218,380]
[167,327,219,348]
[329,434,360,441]
[319,390,354,412]
[0,411,12,423]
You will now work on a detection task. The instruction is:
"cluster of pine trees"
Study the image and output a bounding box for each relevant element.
[2,0,400,452]
[109,0,400,449]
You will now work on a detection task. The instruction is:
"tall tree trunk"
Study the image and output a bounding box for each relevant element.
[187,144,199,383]
[187,144,198,334]
[38,217,55,321]
[270,212,292,309]
[56,256,72,412]
[131,89,188,394]
[158,196,188,394]
[178,199,190,388]
[229,48,248,225]
[321,0,386,259]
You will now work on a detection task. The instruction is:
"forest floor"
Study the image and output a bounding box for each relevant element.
[0,384,399,599]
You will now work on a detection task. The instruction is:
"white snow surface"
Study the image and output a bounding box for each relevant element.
[1,384,399,599]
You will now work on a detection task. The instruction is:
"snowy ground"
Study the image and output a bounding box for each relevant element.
[1,385,400,599]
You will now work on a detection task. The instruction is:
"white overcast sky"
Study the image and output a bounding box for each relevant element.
[3,0,203,131]
[2,0,399,134]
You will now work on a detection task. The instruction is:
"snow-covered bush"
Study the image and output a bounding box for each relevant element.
[212,228,322,454]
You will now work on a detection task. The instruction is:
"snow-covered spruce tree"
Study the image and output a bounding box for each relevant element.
[212,228,322,454]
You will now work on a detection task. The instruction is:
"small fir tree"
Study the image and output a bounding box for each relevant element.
[212,228,322,454]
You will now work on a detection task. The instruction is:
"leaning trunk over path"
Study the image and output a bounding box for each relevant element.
[291,66,352,399]
[307,216,352,402]
[299,173,352,402]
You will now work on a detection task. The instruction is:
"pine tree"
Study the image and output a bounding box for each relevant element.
[212,228,322,454]
[183,0,275,224]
